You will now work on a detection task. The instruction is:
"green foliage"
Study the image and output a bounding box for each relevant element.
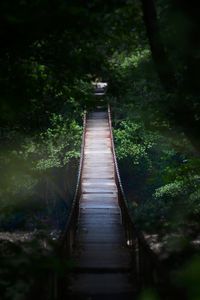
[0,0,146,231]
[0,112,82,230]
[110,45,200,236]
[0,236,71,300]
[114,120,157,167]
[139,289,159,300]
[32,114,82,170]
[175,255,200,300]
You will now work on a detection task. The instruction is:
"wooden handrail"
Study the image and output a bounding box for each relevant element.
[108,104,169,288]
[58,111,87,254]
[108,104,136,239]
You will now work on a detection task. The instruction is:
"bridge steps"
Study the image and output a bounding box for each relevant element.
[69,111,134,298]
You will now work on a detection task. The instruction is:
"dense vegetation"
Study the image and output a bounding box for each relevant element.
[0,0,200,299]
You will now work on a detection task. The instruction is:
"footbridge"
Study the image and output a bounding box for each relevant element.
[56,102,167,299]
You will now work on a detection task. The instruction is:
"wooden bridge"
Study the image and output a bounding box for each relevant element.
[58,104,168,299]
[70,109,134,298]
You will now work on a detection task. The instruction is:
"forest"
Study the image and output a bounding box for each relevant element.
[0,0,200,299]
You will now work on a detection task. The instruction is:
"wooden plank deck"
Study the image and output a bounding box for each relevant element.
[69,111,134,298]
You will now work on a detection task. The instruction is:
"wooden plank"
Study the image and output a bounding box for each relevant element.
[82,187,117,194]
[79,207,121,215]
[84,160,113,163]
[88,113,107,118]
[84,160,113,165]
[82,193,117,200]
[82,180,116,185]
[82,178,115,182]
[85,139,110,144]
[85,139,110,143]
[69,273,134,295]
[84,150,111,154]
[81,197,117,203]
[83,170,114,174]
[83,165,113,169]
[84,153,113,158]
[77,231,125,244]
[83,165,114,173]
[82,174,114,179]
[73,246,132,269]
[79,214,121,225]
[86,127,109,131]
[86,132,110,135]
[86,132,110,136]
[85,145,111,150]
[80,203,117,209]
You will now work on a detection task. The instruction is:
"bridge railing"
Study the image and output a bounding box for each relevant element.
[108,105,169,289]
[58,111,87,256]
[48,112,87,300]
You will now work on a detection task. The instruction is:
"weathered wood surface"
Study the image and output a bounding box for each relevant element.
[69,111,134,297]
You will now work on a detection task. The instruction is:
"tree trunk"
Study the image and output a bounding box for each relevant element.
[141,0,176,91]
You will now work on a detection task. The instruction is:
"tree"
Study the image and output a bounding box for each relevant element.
[141,0,200,151]
[141,0,176,91]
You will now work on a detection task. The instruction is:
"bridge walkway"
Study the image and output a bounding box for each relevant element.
[69,111,135,298]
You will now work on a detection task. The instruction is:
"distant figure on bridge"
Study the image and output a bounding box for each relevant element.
[96,82,108,89]
[92,81,108,96]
